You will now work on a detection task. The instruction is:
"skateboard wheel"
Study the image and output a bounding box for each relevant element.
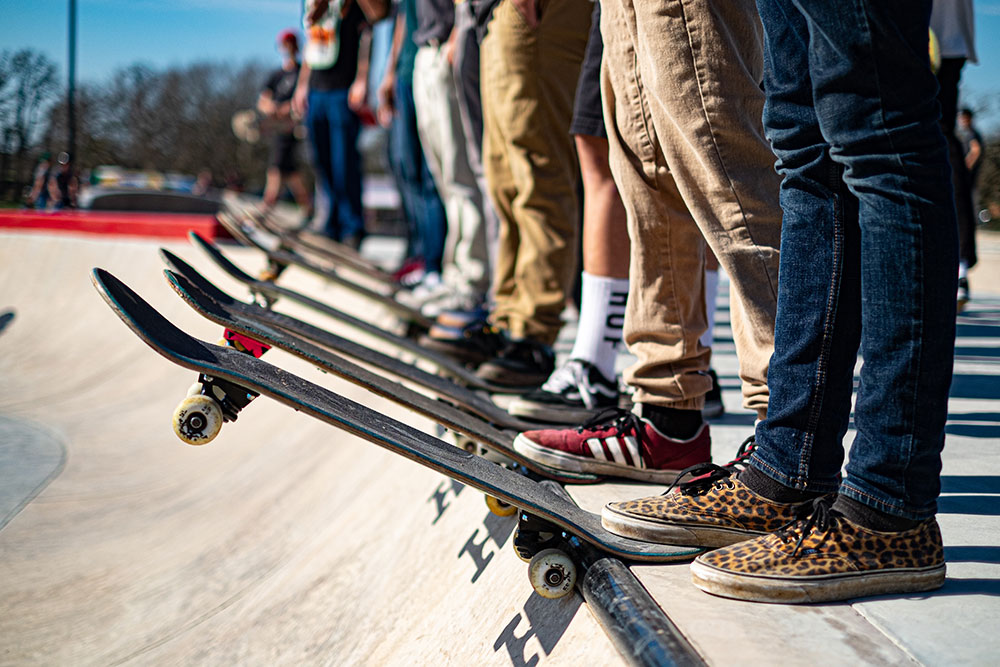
[528,549,576,599]
[186,382,203,397]
[485,495,517,517]
[173,395,223,445]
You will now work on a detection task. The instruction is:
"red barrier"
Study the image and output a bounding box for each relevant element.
[0,210,231,241]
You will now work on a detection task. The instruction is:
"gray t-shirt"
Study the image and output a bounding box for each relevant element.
[413,0,454,46]
[930,0,977,63]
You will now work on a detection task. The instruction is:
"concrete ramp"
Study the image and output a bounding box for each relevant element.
[0,233,621,665]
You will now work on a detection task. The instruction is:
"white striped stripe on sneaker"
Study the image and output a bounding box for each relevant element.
[586,438,604,459]
[605,437,627,464]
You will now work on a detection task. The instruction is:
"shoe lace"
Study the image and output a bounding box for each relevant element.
[776,496,837,558]
[577,407,649,455]
[660,436,758,497]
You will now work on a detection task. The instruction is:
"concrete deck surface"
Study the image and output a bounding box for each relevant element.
[1,228,998,665]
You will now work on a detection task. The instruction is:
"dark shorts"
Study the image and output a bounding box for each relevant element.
[271,132,299,175]
[570,1,606,139]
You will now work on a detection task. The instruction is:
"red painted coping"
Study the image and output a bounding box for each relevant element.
[0,210,232,241]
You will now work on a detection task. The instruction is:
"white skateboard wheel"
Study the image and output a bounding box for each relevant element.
[173,395,223,445]
[528,548,577,599]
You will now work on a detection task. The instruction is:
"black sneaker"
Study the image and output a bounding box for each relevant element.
[476,338,555,389]
[418,319,507,366]
[702,369,725,419]
[508,359,619,423]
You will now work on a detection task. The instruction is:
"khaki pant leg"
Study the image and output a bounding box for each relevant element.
[601,1,711,410]
[602,0,782,416]
[481,18,518,329]
[481,0,590,344]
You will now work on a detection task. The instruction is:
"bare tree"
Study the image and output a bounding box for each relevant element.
[0,49,60,194]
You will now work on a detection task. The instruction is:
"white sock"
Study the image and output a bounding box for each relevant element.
[958,261,969,280]
[569,272,629,381]
[700,268,719,349]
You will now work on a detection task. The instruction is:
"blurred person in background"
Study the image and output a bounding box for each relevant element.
[931,0,977,307]
[293,0,389,248]
[49,153,78,210]
[258,30,313,221]
[403,0,491,317]
[26,152,53,209]
[377,0,448,285]
[422,0,592,389]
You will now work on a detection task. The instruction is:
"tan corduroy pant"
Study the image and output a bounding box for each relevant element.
[601,0,783,417]
[480,0,592,345]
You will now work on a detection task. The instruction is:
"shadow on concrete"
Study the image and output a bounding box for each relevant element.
[941,475,1000,494]
[944,546,1000,564]
[494,591,583,667]
[954,346,1000,359]
[949,375,1000,401]
[0,309,14,336]
[945,412,1000,438]
[938,495,1000,516]
[935,577,1000,597]
[458,510,517,584]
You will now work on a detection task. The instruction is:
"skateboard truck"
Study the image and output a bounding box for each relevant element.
[513,509,588,599]
[172,331,266,445]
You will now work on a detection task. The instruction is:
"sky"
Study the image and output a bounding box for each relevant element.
[2,0,1000,132]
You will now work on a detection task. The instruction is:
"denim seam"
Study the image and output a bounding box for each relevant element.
[796,188,845,486]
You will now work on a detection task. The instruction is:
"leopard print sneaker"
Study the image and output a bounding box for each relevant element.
[690,498,946,603]
[601,440,816,547]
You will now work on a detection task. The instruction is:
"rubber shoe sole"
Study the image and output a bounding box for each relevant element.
[601,504,765,548]
[513,434,684,484]
[508,398,608,424]
[690,559,946,604]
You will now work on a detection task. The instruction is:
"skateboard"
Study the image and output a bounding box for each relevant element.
[230,108,300,145]
[187,231,521,394]
[161,249,561,433]
[216,210,433,331]
[92,268,703,598]
[158,254,589,484]
[225,199,395,286]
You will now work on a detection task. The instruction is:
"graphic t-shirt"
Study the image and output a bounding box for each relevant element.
[307,1,366,91]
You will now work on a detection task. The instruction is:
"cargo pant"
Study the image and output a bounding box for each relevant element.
[481,0,592,344]
[601,0,783,416]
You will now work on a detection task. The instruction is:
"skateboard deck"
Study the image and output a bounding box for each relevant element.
[158,257,589,483]
[187,231,519,394]
[225,199,395,286]
[92,268,701,568]
[216,210,433,330]
[160,249,560,433]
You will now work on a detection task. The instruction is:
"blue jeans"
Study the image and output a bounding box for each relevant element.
[751,0,958,519]
[307,89,365,241]
[388,77,446,274]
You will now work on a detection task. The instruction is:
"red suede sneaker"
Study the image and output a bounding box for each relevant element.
[513,408,711,483]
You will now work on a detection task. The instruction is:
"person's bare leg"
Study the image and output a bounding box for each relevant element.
[577,134,629,279]
[285,171,313,214]
[263,166,282,208]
